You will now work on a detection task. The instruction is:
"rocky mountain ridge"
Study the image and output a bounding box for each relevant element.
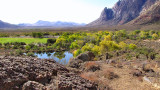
[88,0,160,26]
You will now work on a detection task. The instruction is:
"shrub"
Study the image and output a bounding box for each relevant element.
[128,44,137,50]
[12,45,19,49]
[32,32,43,38]
[140,31,149,39]
[28,44,35,48]
[104,35,112,41]
[27,52,35,57]
[25,45,31,50]
[119,41,127,49]
[73,49,82,57]
[115,30,127,37]
[47,38,56,44]
[4,42,10,46]
[100,40,120,53]
[82,43,94,52]
[152,33,159,40]
[15,50,23,56]
[70,42,80,49]
[133,30,141,35]
[149,30,155,36]
[92,45,101,55]
[0,34,9,37]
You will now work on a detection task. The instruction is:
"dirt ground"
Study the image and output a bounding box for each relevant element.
[80,60,160,90]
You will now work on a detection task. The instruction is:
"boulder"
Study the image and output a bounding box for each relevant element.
[22,81,46,90]
[76,51,95,62]
[130,69,143,77]
[68,58,83,69]
[68,52,95,69]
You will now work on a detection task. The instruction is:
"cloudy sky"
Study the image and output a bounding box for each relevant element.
[0,0,118,24]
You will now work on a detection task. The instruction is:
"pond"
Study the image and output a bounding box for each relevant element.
[34,51,73,65]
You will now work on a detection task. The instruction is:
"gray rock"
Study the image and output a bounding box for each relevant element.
[143,76,152,83]
[58,73,98,90]
[68,52,95,69]
[0,56,98,90]
[22,81,46,90]
[88,0,157,26]
[68,58,83,69]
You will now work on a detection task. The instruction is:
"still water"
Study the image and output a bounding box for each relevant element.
[34,51,73,65]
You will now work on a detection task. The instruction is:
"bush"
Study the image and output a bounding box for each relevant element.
[27,52,35,57]
[4,42,10,46]
[0,34,9,37]
[25,45,31,50]
[47,38,56,44]
[100,41,120,53]
[104,35,112,41]
[152,33,159,40]
[140,31,149,39]
[15,50,23,56]
[82,43,94,52]
[128,44,137,50]
[73,49,82,57]
[32,32,43,38]
[70,42,80,49]
[92,45,101,55]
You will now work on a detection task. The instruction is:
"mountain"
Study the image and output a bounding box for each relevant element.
[129,0,160,25]
[19,20,86,27]
[0,20,18,28]
[88,0,159,26]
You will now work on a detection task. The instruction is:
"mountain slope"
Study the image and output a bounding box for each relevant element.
[19,20,85,27]
[88,0,157,26]
[129,1,160,25]
[0,20,18,28]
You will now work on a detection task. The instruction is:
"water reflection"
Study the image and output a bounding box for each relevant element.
[35,51,73,65]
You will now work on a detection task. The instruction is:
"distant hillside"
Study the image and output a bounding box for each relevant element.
[88,0,160,26]
[19,20,86,27]
[0,20,18,28]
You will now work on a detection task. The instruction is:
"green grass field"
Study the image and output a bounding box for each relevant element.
[0,38,48,44]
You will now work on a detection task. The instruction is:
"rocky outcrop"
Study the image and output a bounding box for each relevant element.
[22,81,46,90]
[88,0,158,26]
[58,73,97,90]
[0,56,98,90]
[68,52,95,68]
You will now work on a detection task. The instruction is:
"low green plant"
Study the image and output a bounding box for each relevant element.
[15,49,23,56]
[27,52,35,57]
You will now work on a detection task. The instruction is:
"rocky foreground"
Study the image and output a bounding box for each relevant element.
[0,56,97,90]
[1,51,160,90]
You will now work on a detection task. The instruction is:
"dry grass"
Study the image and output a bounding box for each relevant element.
[85,62,97,69]
[100,69,119,80]
[80,72,99,82]
[80,61,157,90]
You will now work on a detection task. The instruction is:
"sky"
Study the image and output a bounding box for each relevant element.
[0,0,118,24]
